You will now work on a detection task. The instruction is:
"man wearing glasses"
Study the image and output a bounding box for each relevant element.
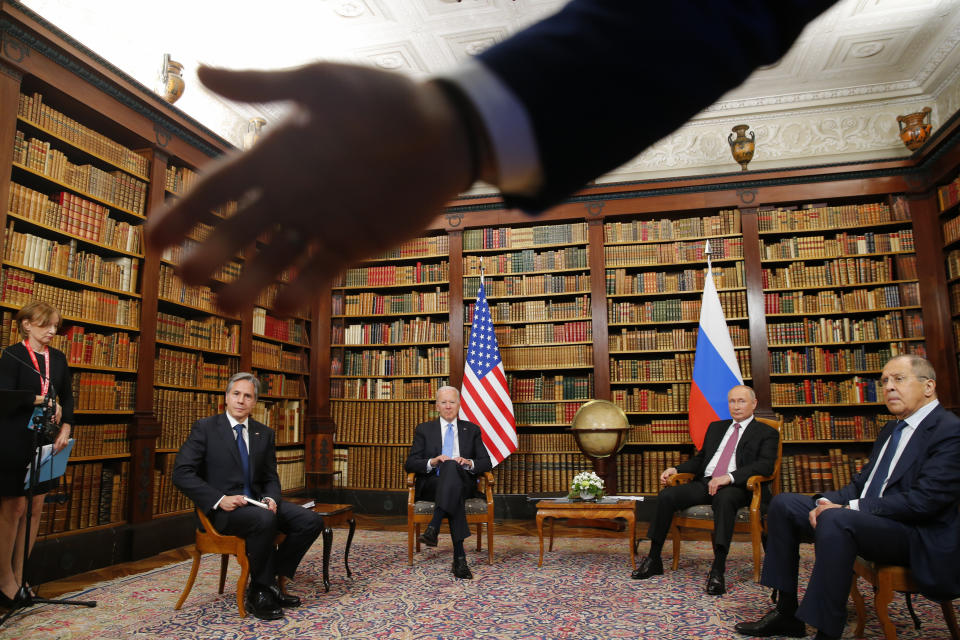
[735,354,960,640]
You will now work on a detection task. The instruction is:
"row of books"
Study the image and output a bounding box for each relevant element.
[252,340,309,373]
[14,132,147,214]
[514,402,585,425]
[463,222,589,250]
[487,320,592,346]
[155,346,237,389]
[158,264,218,313]
[251,400,303,444]
[332,449,348,488]
[500,344,593,369]
[332,289,448,316]
[621,450,689,495]
[490,453,594,494]
[462,247,589,276]
[332,400,427,444]
[37,461,129,535]
[607,291,746,323]
[277,448,306,491]
[18,92,149,177]
[507,373,594,401]
[0,268,140,327]
[71,373,135,411]
[464,273,592,298]
[603,210,740,244]
[779,412,888,442]
[946,248,960,279]
[165,165,198,195]
[612,384,691,413]
[937,174,960,212]
[369,234,449,260]
[516,432,581,451]
[756,202,901,233]
[156,311,241,354]
[760,230,914,260]
[770,377,881,405]
[336,262,449,288]
[211,259,243,284]
[153,453,190,516]
[610,351,753,382]
[762,255,917,289]
[766,311,923,345]
[763,283,920,315]
[343,446,408,489]
[153,389,223,450]
[472,295,591,324]
[260,373,307,397]
[627,421,694,445]
[334,346,449,377]
[609,325,750,352]
[780,451,869,494]
[72,422,130,456]
[4,226,140,293]
[605,263,744,295]
[9,184,142,254]
[768,344,923,375]
[604,237,743,266]
[330,377,445,400]
[335,317,449,346]
[253,307,309,345]
[51,325,138,370]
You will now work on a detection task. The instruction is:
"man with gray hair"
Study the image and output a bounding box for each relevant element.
[405,385,492,579]
[174,372,323,620]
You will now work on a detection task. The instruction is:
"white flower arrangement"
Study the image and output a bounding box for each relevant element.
[569,471,604,499]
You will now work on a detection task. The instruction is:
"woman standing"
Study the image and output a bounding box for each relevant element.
[0,301,73,604]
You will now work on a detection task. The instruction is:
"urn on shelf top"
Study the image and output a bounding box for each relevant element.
[728,124,755,171]
[242,117,267,150]
[897,107,933,151]
[160,53,185,104]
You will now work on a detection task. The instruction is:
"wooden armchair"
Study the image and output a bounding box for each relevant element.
[667,416,783,582]
[406,471,495,565]
[850,557,960,639]
[175,508,251,617]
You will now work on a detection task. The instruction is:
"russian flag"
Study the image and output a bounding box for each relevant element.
[688,240,743,449]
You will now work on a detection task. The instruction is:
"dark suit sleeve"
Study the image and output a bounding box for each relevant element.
[676,420,722,475]
[477,0,837,212]
[405,422,431,474]
[257,424,282,503]
[173,418,222,512]
[729,423,779,486]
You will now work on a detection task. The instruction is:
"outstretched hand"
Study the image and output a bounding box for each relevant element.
[145,63,476,314]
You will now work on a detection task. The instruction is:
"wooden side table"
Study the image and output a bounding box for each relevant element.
[535,499,636,569]
[310,503,356,592]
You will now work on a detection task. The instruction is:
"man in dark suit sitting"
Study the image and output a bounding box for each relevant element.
[173,372,323,620]
[735,354,960,639]
[632,385,779,595]
[405,385,492,579]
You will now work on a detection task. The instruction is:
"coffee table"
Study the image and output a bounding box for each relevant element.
[535,499,636,569]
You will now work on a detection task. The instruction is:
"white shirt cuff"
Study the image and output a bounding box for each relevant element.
[440,59,543,197]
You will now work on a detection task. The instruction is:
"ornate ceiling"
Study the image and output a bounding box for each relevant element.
[21,0,960,186]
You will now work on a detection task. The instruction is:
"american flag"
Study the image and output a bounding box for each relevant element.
[459,276,517,465]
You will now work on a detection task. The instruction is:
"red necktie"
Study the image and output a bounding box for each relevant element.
[712,423,741,478]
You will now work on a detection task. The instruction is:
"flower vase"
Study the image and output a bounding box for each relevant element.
[579,490,595,501]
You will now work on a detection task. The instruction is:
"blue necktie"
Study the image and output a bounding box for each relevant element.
[234,424,252,497]
[438,423,454,475]
[864,420,907,499]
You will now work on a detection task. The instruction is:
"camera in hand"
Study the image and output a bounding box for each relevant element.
[32,398,60,447]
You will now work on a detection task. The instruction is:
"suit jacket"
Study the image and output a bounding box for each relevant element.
[823,403,960,599]
[173,414,282,514]
[404,418,493,499]
[477,0,837,212]
[677,418,779,498]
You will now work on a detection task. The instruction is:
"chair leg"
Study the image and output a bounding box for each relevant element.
[408,521,415,566]
[487,517,494,564]
[941,600,960,640]
[235,554,250,618]
[874,575,898,640]
[174,547,202,611]
[476,523,482,552]
[218,554,229,594]
[671,526,680,571]
[849,576,868,638]
[750,521,763,582]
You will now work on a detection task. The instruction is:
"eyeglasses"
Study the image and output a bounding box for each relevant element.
[878,374,930,388]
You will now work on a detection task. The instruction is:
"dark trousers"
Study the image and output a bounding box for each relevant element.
[214,499,324,588]
[418,460,475,542]
[647,478,751,559]
[760,492,912,638]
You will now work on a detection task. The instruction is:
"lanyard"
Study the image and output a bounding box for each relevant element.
[23,340,50,396]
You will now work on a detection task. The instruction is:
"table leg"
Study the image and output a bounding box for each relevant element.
[322,527,333,592]
[628,516,636,569]
[344,517,355,578]
[536,513,546,568]
[548,518,555,552]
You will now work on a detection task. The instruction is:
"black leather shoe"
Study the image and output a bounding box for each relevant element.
[246,585,284,620]
[705,570,726,595]
[419,525,439,547]
[630,555,664,579]
[813,631,840,640]
[734,609,806,637]
[268,583,301,608]
[452,556,473,579]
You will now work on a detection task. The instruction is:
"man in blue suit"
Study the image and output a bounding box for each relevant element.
[735,354,960,639]
[145,0,839,315]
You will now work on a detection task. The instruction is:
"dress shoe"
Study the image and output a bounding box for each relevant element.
[734,609,806,637]
[0,590,15,609]
[268,583,301,608]
[452,556,473,579]
[630,555,664,579]
[705,570,726,596]
[813,631,839,640]
[245,585,284,621]
[419,525,439,547]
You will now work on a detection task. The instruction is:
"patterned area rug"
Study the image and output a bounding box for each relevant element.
[2,530,956,639]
